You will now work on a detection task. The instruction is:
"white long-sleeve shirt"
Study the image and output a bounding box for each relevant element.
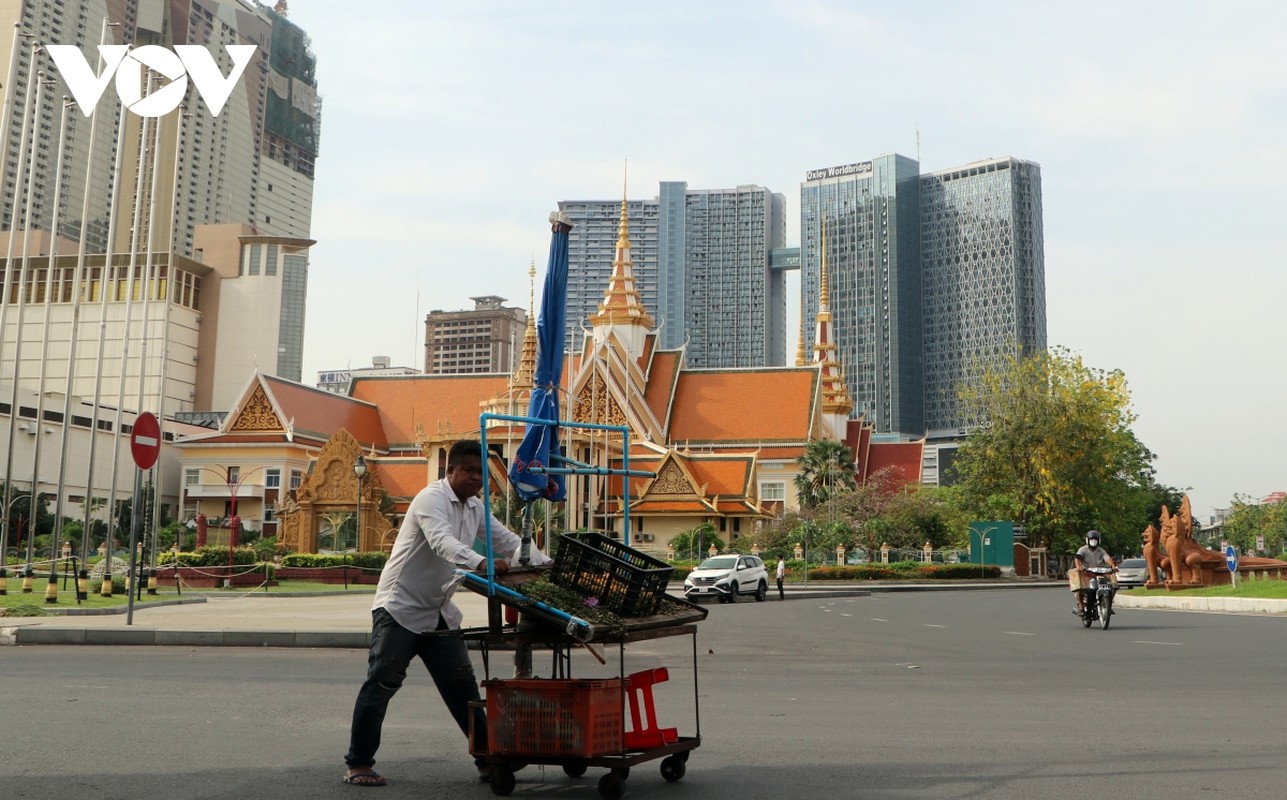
[373,476,550,633]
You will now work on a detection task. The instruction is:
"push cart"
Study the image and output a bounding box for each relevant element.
[464,414,707,797]
[461,595,704,799]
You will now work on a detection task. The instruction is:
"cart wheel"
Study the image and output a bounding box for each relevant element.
[660,755,687,782]
[598,770,625,800]
[614,766,630,779]
[563,761,588,778]
[489,767,516,796]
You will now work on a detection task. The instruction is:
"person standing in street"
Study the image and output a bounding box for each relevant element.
[342,439,550,787]
[776,555,786,600]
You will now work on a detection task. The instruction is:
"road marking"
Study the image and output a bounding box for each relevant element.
[871,618,888,622]
[1133,640,1183,646]
[840,613,852,617]
[923,624,947,628]
[1004,631,1036,636]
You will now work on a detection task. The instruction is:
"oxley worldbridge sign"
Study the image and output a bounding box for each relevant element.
[804,161,873,181]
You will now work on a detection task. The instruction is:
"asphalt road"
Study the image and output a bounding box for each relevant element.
[2,588,1285,799]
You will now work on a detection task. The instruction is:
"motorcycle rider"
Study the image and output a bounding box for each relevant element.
[1071,530,1116,616]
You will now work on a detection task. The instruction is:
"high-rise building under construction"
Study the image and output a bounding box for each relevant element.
[0,0,319,255]
[0,0,321,411]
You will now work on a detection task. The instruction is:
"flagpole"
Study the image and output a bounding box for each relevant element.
[60,18,120,571]
[2,45,42,575]
[82,95,129,593]
[136,77,165,562]
[31,96,74,602]
[103,73,152,583]
[14,65,51,570]
[151,106,186,554]
[0,26,32,585]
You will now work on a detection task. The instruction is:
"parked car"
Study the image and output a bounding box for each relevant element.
[1116,558,1151,588]
[683,554,769,603]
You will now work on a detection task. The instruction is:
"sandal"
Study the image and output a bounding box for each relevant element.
[342,769,387,787]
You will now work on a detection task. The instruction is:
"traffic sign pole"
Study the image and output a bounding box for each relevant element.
[1225,544,1239,590]
[126,413,161,626]
[126,468,143,625]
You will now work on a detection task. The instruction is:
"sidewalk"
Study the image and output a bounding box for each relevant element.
[19,580,1268,649]
[1,582,891,647]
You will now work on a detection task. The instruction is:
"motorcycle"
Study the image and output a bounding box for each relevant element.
[1079,566,1116,629]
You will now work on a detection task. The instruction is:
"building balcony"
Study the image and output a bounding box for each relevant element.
[183,484,267,500]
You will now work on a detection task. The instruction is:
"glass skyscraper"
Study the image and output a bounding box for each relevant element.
[800,154,923,435]
[658,182,786,367]
[560,181,786,368]
[800,154,1045,437]
[920,157,1046,434]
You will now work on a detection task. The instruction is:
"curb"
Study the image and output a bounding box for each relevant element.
[3,626,371,648]
[1114,593,1287,615]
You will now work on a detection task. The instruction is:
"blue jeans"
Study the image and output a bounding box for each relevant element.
[345,607,487,769]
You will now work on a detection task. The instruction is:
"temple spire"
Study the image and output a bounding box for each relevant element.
[795,282,807,367]
[814,220,853,417]
[591,161,654,330]
[513,259,538,390]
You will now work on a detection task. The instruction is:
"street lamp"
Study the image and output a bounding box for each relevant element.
[200,466,264,587]
[971,524,998,578]
[353,456,367,548]
[351,455,366,591]
[1,495,28,596]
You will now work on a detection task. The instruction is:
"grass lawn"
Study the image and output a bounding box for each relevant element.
[1127,580,1287,599]
[0,578,374,614]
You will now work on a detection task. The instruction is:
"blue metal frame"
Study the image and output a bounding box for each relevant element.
[476,410,649,579]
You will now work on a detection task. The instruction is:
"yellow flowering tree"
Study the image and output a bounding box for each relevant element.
[950,346,1167,555]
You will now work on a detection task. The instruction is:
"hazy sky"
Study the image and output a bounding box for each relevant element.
[286,1,1287,524]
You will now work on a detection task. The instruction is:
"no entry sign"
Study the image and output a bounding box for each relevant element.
[130,412,161,470]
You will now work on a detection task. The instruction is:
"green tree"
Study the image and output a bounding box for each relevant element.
[489,490,564,548]
[669,523,724,561]
[950,346,1160,555]
[794,438,858,509]
[738,511,808,559]
[318,510,355,552]
[1222,496,1287,556]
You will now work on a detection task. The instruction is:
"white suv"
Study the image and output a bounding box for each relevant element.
[683,554,769,603]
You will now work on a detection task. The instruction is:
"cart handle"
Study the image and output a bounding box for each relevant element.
[456,570,594,642]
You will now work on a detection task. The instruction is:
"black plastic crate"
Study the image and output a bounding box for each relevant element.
[549,532,673,617]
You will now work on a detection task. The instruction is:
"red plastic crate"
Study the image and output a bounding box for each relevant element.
[483,678,623,758]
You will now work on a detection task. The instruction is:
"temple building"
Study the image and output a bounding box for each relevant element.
[174,195,923,554]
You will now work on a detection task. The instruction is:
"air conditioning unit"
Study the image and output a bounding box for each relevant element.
[637,533,653,543]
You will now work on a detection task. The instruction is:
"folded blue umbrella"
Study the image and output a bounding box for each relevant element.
[509,212,572,502]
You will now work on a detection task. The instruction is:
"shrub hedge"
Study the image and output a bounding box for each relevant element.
[796,563,1002,580]
[157,546,259,567]
[281,552,388,570]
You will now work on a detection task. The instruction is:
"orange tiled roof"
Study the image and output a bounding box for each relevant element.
[373,460,433,502]
[865,441,924,485]
[175,432,298,446]
[349,374,511,447]
[753,446,807,460]
[685,456,754,497]
[630,498,715,514]
[643,350,682,431]
[714,499,764,515]
[262,376,387,448]
[669,368,817,445]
